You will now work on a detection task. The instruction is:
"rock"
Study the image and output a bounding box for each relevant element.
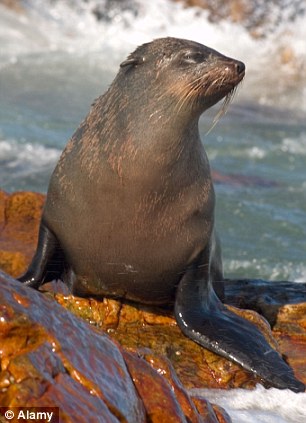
[0,0,24,12]
[224,278,306,327]
[53,293,285,390]
[190,396,232,423]
[273,302,306,385]
[0,190,8,231]
[173,0,251,25]
[173,0,305,38]
[0,271,232,422]
[126,349,232,423]
[0,190,45,278]
[123,350,198,422]
[0,271,145,421]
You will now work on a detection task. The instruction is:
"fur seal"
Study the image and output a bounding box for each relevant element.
[19,37,304,392]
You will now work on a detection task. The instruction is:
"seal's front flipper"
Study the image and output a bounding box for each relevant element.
[174,256,305,393]
[18,221,64,289]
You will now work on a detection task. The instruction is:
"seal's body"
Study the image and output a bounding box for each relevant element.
[20,38,304,392]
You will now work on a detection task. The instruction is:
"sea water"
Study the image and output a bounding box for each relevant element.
[0,1,305,421]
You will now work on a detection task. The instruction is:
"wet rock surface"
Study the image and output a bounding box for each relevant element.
[53,292,306,390]
[0,271,144,422]
[0,271,233,422]
[0,189,305,421]
[0,191,44,278]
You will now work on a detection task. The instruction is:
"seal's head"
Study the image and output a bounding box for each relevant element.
[119,37,245,120]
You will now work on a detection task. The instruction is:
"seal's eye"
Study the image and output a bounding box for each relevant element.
[181,51,205,65]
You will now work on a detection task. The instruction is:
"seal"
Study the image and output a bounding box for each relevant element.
[19,37,304,392]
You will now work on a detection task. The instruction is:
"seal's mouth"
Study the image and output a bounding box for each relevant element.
[235,69,245,86]
[199,58,245,100]
[169,58,245,120]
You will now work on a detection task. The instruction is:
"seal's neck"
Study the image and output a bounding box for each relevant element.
[145,115,202,162]
[86,85,208,177]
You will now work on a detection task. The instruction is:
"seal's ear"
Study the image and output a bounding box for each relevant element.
[120,56,145,68]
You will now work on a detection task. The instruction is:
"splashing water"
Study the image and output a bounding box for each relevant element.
[191,385,306,423]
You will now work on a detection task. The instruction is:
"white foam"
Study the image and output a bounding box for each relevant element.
[248,147,266,159]
[225,259,306,283]
[281,133,306,155]
[0,139,60,177]
[190,385,306,423]
[1,0,306,109]
[0,0,254,59]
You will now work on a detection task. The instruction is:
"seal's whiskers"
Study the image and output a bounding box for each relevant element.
[206,86,238,135]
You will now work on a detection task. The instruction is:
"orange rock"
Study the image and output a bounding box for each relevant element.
[0,0,24,12]
[123,350,193,423]
[274,302,306,336]
[0,272,146,422]
[50,290,305,391]
[0,190,8,231]
[0,271,234,422]
[172,0,295,39]
[4,191,44,237]
[0,250,28,280]
[173,0,251,25]
[273,303,306,385]
[52,293,262,390]
[191,396,232,423]
[0,190,45,277]
[134,349,231,423]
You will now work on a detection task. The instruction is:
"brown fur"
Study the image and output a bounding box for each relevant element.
[41,37,244,303]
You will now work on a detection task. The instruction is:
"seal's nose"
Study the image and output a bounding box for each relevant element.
[235,61,245,75]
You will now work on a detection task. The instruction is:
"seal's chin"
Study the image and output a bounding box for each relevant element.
[205,84,241,134]
[235,70,245,86]
[198,83,238,113]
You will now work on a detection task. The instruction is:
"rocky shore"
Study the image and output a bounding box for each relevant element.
[0,190,305,421]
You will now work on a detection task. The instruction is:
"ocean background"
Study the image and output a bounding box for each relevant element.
[0,0,305,421]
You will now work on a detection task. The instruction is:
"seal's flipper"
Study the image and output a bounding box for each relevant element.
[174,254,305,393]
[18,221,64,289]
